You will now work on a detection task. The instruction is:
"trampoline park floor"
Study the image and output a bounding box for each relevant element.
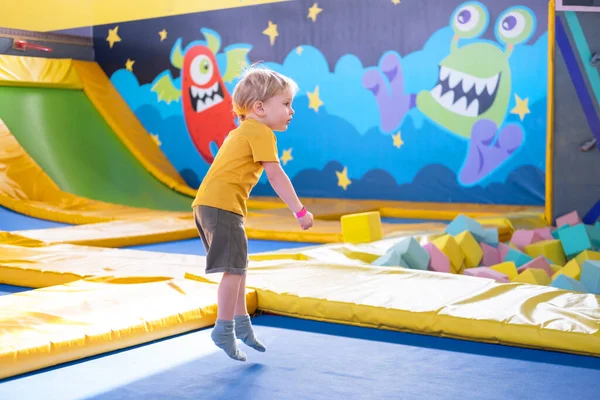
[2,207,599,399]
[0,294,598,400]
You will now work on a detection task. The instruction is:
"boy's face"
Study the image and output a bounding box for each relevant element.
[261,89,295,131]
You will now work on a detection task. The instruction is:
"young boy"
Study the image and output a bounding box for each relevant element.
[192,65,314,361]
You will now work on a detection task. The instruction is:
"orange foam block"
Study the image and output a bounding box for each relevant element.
[517,256,553,278]
[422,242,451,273]
[463,267,510,283]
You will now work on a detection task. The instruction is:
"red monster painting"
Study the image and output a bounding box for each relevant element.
[151,28,250,163]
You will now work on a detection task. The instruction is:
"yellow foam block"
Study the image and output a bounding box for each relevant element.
[0,278,257,380]
[512,268,551,286]
[431,234,464,273]
[490,261,518,279]
[341,211,383,244]
[524,239,566,266]
[454,231,483,268]
[550,264,562,274]
[190,260,600,357]
[552,259,582,281]
[574,250,600,266]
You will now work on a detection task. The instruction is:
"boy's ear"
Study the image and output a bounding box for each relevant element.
[252,101,265,115]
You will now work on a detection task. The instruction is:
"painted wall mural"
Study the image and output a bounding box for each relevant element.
[94,0,549,205]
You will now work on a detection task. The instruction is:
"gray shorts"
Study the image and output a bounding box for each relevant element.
[193,205,248,275]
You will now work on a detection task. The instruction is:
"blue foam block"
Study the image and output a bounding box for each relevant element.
[581,260,600,294]
[482,228,499,247]
[392,237,430,270]
[585,224,600,248]
[552,224,570,239]
[551,274,588,293]
[557,224,592,258]
[445,214,486,242]
[582,199,600,225]
[504,248,534,267]
[372,248,408,268]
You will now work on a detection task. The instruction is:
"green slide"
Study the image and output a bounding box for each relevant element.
[0,86,192,212]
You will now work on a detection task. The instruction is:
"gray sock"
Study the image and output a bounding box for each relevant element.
[234,314,266,352]
[211,319,247,361]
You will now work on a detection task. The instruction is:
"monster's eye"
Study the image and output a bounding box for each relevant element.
[451,2,489,39]
[496,7,536,46]
[190,55,213,86]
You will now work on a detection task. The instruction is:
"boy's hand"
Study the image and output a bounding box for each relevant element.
[298,211,314,230]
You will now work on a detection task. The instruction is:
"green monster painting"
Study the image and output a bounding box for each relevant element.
[363,2,537,185]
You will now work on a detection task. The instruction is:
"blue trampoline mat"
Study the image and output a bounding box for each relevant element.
[0,284,31,296]
[126,237,318,255]
[1,315,598,400]
[0,206,69,231]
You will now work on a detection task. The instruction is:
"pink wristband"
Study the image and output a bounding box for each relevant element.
[294,206,307,218]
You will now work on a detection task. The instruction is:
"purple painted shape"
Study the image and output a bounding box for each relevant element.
[362,52,413,133]
[458,120,524,186]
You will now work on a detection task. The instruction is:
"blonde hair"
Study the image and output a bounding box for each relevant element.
[231,64,299,121]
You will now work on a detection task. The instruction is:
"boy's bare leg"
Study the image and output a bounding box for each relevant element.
[234,274,266,352]
[211,272,247,361]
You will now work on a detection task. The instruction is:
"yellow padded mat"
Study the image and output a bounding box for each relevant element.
[0,242,205,288]
[0,277,257,380]
[0,56,82,89]
[188,260,600,357]
[2,236,597,358]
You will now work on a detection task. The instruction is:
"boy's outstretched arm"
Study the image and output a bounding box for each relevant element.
[262,162,313,229]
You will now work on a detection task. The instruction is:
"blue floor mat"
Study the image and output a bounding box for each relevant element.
[1,315,598,400]
[126,238,318,255]
[0,206,69,231]
[0,284,31,296]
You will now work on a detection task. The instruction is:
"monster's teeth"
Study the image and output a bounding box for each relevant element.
[439,89,455,109]
[213,93,223,104]
[448,70,462,89]
[196,99,205,112]
[211,81,219,94]
[474,78,487,95]
[440,66,451,81]
[462,74,476,94]
[486,75,499,95]
[430,84,442,99]
[191,86,201,98]
[453,96,468,115]
[466,99,479,117]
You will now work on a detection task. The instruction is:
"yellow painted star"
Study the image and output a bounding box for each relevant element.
[159,29,168,42]
[510,94,530,121]
[391,0,401,5]
[150,133,162,147]
[392,131,404,148]
[336,167,352,190]
[296,46,304,55]
[263,20,279,46]
[280,148,293,166]
[125,58,135,72]
[307,3,323,22]
[307,86,324,112]
[106,26,121,48]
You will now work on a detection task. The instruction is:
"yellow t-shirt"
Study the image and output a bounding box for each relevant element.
[192,118,279,218]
